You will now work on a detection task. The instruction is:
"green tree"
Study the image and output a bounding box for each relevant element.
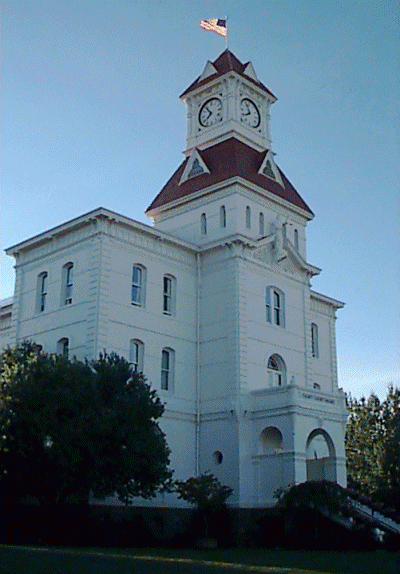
[175,473,233,539]
[346,386,400,498]
[0,342,172,506]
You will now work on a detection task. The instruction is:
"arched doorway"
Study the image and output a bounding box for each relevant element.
[306,429,337,482]
[259,426,283,454]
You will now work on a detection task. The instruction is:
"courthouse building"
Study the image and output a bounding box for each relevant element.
[0,50,347,506]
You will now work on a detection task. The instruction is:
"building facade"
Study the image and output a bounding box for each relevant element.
[0,51,347,507]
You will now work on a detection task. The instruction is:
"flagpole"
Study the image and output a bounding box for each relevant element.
[225,16,228,49]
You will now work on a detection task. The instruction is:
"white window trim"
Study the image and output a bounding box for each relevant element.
[163,274,176,316]
[266,286,285,328]
[161,348,175,392]
[130,339,144,373]
[37,272,48,313]
[62,262,73,306]
[267,354,286,387]
[311,323,319,358]
[57,337,69,358]
[131,264,146,307]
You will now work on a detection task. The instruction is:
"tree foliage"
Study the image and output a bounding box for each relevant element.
[0,342,172,506]
[175,472,233,512]
[346,387,400,499]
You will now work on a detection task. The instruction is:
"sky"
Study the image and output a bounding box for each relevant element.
[1,0,399,400]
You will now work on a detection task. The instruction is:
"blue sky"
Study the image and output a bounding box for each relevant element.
[1,1,399,399]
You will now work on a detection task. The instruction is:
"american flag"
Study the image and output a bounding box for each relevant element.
[200,18,227,38]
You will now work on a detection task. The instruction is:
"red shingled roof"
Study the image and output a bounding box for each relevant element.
[180,50,276,99]
[146,138,313,215]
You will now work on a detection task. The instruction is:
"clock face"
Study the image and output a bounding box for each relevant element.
[240,98,260,128]
[199,98,223,127]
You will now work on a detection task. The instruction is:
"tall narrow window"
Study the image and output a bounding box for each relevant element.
[311,323,319,358]
[246,206,251,229]
[273,291,281,326]
[201,213,207,235]
[163,275,176,315]
[294,229,299,250]
[37,272,48,312]
[161,348,174,391]
[220,205,226,228]
[130,339,144,372]
[266,287,285,327]
[63,262,73,305]
[259,212,264,236]
[267,355,286,387]
[131,265,145,306]
[57,337,69,358]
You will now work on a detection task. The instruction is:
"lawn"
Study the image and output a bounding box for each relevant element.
[1,546,399,574]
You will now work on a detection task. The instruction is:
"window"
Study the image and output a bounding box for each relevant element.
[131,265,145,306]
[294,229,299,250]
[130,339,144,373]
[267,354,286,387]
[62,262,73,305]
[245,206,251,229]
[57,337,69,358]
[266,287,285,327]
[311,323,319,358]
[161,348,174,391]
[259,212,264,236]
[37,272,48,312]
[163,275,176,315]
[220,205,226,228]
[188,158,204,178]
[201,213,207,235]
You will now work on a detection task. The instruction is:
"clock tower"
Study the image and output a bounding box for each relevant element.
[181,50,276,154]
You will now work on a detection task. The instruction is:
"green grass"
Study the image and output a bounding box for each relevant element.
[0,546,399,574]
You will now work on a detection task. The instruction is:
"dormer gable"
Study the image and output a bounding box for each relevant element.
[179,148,210,185]
[243,61,258,82]
[258,150,283,186]
[199,60,218,81]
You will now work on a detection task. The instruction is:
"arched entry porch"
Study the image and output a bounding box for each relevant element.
[306,429,337,482]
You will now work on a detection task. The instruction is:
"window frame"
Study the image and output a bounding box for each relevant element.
[220,205,226,228]
[131,264,146,306]
[311,323,319,358]
[245,206,251,229]
[161,348,174,391]
[200,213,207,235]
[259,212,264,236]
[37,272,48,313]
[62,262,74,306]
[163,274,176,316]
[266,286,285,328]
[57,337,69,358]
[129,339,144,373]
[267,354,286,387]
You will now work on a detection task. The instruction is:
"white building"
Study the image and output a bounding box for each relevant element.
[0,50,347,507]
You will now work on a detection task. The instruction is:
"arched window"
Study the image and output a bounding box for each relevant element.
[130,339,144,373]
[311,323,319,358]
[62,262,73,305]
[37,272,48,313]
[161,348,175,391]
[131,265,146,306]
[220,205,226,228]
[245,206,251,229]
[163,274,176,315]
[294,228,299,250]
[267,354,286,387]
[266,287,285,327]
[259,212,264,236]
[201,213,207,235]
[259,426,283,454]
[57,337,69,358]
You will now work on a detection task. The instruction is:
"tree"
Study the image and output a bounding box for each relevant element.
[175,473,233,539]
[346,387,400,499]
[0,342,172,506]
